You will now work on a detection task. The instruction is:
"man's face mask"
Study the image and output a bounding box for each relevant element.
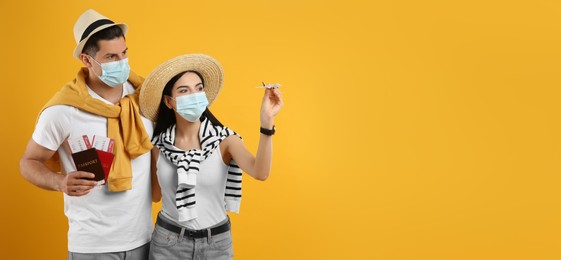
[90,56,130,87]
[172,92,209,122]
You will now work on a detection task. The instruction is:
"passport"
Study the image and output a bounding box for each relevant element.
[96,149,114,183]
[71,148,106,181]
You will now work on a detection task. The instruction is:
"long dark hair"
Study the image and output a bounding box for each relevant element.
[152,70,223,138]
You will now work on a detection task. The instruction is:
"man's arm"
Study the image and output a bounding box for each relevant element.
[20,139,97,196]
[150,147,162,202]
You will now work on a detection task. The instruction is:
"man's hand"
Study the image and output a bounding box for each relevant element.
[21,140,98,195]
[59,171,98,196]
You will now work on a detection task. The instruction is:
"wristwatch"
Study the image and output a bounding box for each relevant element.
[260,125,276,136]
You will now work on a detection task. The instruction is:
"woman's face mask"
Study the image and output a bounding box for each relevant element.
[171,92,209,122]
[89,56,130,87]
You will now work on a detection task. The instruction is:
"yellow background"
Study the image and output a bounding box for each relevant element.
[1,0,560,259]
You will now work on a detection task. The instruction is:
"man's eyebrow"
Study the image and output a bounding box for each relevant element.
[104,47,128,56]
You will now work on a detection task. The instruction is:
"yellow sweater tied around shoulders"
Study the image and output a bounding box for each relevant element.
[41,68,153,192]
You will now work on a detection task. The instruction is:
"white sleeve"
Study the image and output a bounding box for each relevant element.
[32,105,74,151]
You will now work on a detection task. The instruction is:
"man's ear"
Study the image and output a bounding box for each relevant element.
[80,53,93,68]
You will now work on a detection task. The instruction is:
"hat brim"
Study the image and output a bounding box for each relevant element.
[140,54,224,122]
[73,23,128,59]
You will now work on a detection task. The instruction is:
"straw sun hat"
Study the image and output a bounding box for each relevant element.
[140,54,224,122]
[73,9,127,59]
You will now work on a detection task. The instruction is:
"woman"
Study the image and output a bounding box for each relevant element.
[139,54,283,259]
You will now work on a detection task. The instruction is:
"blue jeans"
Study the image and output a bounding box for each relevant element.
[68,242,149,260]
[149,218,233,260]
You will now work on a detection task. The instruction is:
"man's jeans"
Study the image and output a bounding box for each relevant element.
[68,242,149,260]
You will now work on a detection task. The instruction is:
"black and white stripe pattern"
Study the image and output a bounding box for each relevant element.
[153,118,242,222]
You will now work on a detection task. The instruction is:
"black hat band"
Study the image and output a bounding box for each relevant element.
[80,19,115,42]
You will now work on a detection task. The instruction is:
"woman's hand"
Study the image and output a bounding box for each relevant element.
[260,88,283,128]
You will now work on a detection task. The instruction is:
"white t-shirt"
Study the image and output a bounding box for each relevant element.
[32,82,153,253]
[157,145,229,230]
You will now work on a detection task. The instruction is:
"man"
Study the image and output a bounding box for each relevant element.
[19,9,153,259]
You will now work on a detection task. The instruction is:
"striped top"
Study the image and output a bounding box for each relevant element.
[153,118,242,223]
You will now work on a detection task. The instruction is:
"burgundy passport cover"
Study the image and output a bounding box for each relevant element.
[71,148,107,181]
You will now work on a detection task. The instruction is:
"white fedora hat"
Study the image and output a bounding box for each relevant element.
[72,9,127,59]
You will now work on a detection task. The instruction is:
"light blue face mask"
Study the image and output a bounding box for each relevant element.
[173,92,209,122]
[90,57,131,87]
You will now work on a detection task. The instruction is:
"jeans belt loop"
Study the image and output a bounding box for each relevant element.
[207,228,212,243]
[179,227,186,242]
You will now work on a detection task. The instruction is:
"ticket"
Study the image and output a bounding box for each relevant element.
[68,135,91,153]
[92,135,114,153]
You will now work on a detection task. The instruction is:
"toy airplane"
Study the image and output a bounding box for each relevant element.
[256,82,281,89]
